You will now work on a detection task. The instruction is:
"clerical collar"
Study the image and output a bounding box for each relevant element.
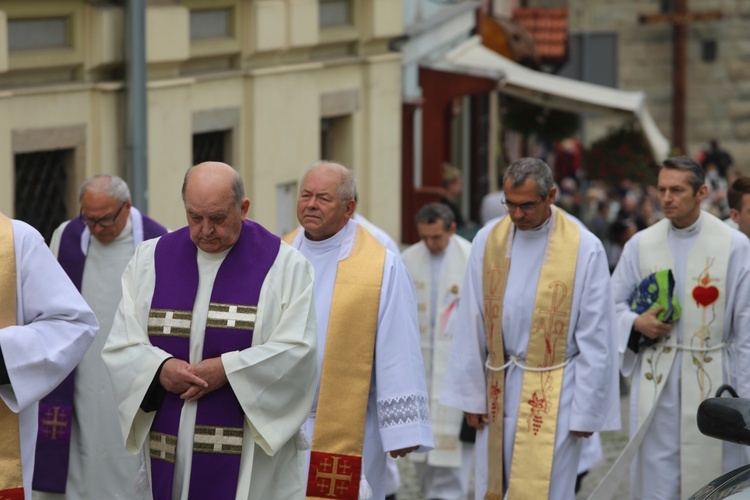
[514,211,553,237]
[116,216,133,241]
[301,224,347,254]
[669,212,702,237]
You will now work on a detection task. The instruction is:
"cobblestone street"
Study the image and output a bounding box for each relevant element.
[393,394,630,500]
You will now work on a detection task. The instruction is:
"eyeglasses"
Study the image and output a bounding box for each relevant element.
[501,195,544,213]
[80,201,126,228]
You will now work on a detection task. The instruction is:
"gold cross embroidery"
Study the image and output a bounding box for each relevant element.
[315,456,353,497]
[41,406,68,441]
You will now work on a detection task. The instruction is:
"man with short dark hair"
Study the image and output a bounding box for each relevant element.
[35,174,167,500]
[441,157,620,499]
[728,176,750,238]
[612,156,750,498]
[103,162,318,499]
[402,203,473,500]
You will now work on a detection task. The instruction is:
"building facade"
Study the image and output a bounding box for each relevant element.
[533,0,750,169]
[0,0,404,239]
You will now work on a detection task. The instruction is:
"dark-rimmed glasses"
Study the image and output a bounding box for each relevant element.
[501,194,544,213]
[80,201,126,228]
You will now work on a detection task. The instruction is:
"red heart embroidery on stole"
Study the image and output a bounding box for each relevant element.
[692,285,719,307]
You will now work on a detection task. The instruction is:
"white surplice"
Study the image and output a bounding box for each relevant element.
[612,212,750,500]
[102,236,318,500]
[0,220,97,500]
[441,211,621,500]
[287,219,433,500]
[402,235,474,500]
[33,216,149,500]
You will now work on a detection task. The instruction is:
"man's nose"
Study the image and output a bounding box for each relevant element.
[201,220,213,234]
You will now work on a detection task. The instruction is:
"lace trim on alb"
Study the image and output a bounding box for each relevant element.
[377,393,430,429]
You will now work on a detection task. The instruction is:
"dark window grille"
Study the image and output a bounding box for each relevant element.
[15,149,71,243]
[193,131,227,165]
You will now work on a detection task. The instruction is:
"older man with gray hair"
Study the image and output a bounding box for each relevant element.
[441,158,620,499]
[34,175,167,500]
[285,160,433,500]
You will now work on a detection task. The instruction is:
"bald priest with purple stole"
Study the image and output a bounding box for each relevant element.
[103,162,318,499]
[0,213,97,500]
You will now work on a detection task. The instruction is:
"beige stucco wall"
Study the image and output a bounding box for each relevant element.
[0,0,405,239]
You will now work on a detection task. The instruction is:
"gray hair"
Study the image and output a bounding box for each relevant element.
[661,156,705,193]
[415,203,454,230]
[182,164,245,207]
[79,174,131,203]
[502,158,554,198]
[301,160,357,204]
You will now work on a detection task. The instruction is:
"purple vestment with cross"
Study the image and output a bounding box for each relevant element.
[33,210,166,493]
[147,220,279,500]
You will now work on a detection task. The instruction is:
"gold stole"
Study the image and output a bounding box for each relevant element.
[483,207,580,500]
[637,215,729,497]
[0,213,25,499]
[284,226,385,500]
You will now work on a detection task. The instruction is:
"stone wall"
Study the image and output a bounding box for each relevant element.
[528,0,750,171]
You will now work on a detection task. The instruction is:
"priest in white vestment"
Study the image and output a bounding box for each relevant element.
[401,202,473,500]
[287,161,433,500]
[34,175,167,500]
[441,158,620,500]
[0,215,97,500]
[612,157,750,499]
[103,162,318,500]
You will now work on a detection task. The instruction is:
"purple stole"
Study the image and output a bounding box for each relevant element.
[147,220,279,500]
[33,210,166,493]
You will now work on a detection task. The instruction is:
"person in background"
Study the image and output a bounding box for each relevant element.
[402,203,473,500]
[440,163,466,232]
[34,175,167,500]
[727,176,750,238]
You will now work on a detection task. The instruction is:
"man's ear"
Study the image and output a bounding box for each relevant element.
[730,208,740,224]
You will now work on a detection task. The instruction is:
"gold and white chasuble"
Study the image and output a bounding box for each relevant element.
[637,215,730,497]
[483,207,579,500]
[402,235,472,468]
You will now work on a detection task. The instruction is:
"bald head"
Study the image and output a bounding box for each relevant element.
[182,162,245,208]
[297,161,357,241]
[183,162,249,253]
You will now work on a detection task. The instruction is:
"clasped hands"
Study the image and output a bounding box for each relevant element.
[159,357,228,402]
[464,413,592,438]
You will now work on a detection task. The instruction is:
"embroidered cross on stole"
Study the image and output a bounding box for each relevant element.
[636,215,729,496]
[284,226,385,500]
[0,213,24,500]
[483,206,579,499]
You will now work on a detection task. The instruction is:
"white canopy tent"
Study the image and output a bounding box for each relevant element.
[428,36,670,161]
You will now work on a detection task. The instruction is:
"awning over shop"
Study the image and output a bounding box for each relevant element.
[428,36,670,161]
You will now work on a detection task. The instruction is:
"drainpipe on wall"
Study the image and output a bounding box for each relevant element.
[125,0,148,212]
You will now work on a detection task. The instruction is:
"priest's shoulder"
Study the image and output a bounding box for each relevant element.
[10,218,46,246]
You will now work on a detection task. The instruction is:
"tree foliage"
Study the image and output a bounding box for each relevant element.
[584,122,658,185]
